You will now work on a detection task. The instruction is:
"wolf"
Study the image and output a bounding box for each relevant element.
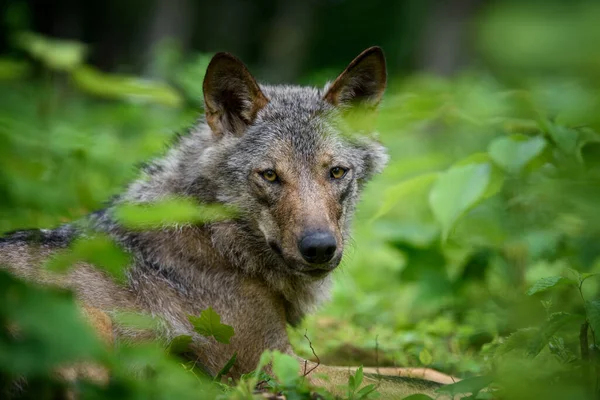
[0,47,450,396]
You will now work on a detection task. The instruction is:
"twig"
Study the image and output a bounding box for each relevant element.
[303,330,320,377]
[375,335,381,377]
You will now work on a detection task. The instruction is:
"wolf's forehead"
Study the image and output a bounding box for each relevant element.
[259,85,330,117]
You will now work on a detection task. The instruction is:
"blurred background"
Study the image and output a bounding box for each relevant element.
[1,0,600,399]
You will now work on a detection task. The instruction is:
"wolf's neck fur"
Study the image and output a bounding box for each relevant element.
[101,122,331,325]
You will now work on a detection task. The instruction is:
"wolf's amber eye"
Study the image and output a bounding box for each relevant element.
[330,167,347,179]
[261,169,278,182]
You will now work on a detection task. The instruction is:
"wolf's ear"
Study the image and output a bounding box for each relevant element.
[323,46,387,108]
[203,52,269,137]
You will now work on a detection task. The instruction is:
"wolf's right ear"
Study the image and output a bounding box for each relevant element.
[323,46,387,108]
[203,53,269,137]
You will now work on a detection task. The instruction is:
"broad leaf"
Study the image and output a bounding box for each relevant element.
[374,172,439,220]
[114,198,238,230]
[488,134,547,174]
[526,276,575,296]
[112,310,162,332]
[587,300,600,338]
[167,335,193,355]
[419,349,433,365]
[436,375,493,397]
[45,234,130,284]
[401,395,434,400]
[429,162,494,239]
[73,65,182,107]
[495,328,538,356]
[189,307,235,344]
[528,312,583,356]
[215,352,237,382]
[271,351,300,387]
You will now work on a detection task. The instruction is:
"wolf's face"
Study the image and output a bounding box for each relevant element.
[201,48,387,278]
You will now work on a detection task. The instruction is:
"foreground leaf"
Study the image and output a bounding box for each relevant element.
[272,351,300,387]
[488,134,547,174]
[429,162,493,239]
[189,307,235,344]
[587,300,600,338]
[436,375,493,397]
[526,276,576,296]
[528,312,583,356]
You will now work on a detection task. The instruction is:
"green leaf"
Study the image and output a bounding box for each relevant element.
[356,384,377,398]
[45,234,130,284]
[587,300,600,338]
[189,307,235,344]
[215,352,237,382]
[271,351,300,387]
[488,134,547,174]
[495,328,538,356]
[429,162,496,239]
[374,173,439,220]
[526,276,576,296]
[458,154,505,200]
[528,312,583,356]
[354,366,364,389]
[15,31,87,71]
[0,57,30,80]
[401,395,434,400]
[418,348,433,365]
[112,310,162,331]
[0,270,104,375]
[72,65,182,107]
[167,335,193,355]
[114,198,238,230]
[436,375,493,397]
[547,124,579,154]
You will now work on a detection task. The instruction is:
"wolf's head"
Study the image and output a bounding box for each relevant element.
[184,47,388,279]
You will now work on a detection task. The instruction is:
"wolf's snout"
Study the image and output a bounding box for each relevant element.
[298,231,337,264]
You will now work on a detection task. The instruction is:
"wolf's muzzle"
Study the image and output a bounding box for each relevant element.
[297,230,337,265]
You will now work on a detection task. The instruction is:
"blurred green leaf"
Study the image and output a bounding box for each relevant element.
[435,375,493,397]
[112,310,162,332]
[587,300,600,338]
[374,172,439,220]
[271,351,300,387]
[167,335,193,355]
[0,270,104,375]
[419,348,433,365]
[0,58,30,80]
[526,276,576,296]
[488,135,547,174]
[45,234,130,283]
[401,395,434,400]
[189,307,235,345]
[73,65,182,107]
[215,352,237,382]
[495,328,538,356]
[429,162,495,239]
[15,31,87,71]
[528,312,583,356]
[114,198,238,230]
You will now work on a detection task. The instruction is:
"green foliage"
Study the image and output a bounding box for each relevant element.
[347,366,377,400]
[114,197,238,230]
[3,3,600,398]
[189,307,235,345]
[45,234,131,283]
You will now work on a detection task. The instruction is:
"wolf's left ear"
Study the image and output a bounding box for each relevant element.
[203,52,269,137]
[323,46,387,108]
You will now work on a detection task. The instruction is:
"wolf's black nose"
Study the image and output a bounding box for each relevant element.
[298,231,337,264]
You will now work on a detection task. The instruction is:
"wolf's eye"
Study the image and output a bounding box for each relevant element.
[330,167,347,179]
[261,169,278,182]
